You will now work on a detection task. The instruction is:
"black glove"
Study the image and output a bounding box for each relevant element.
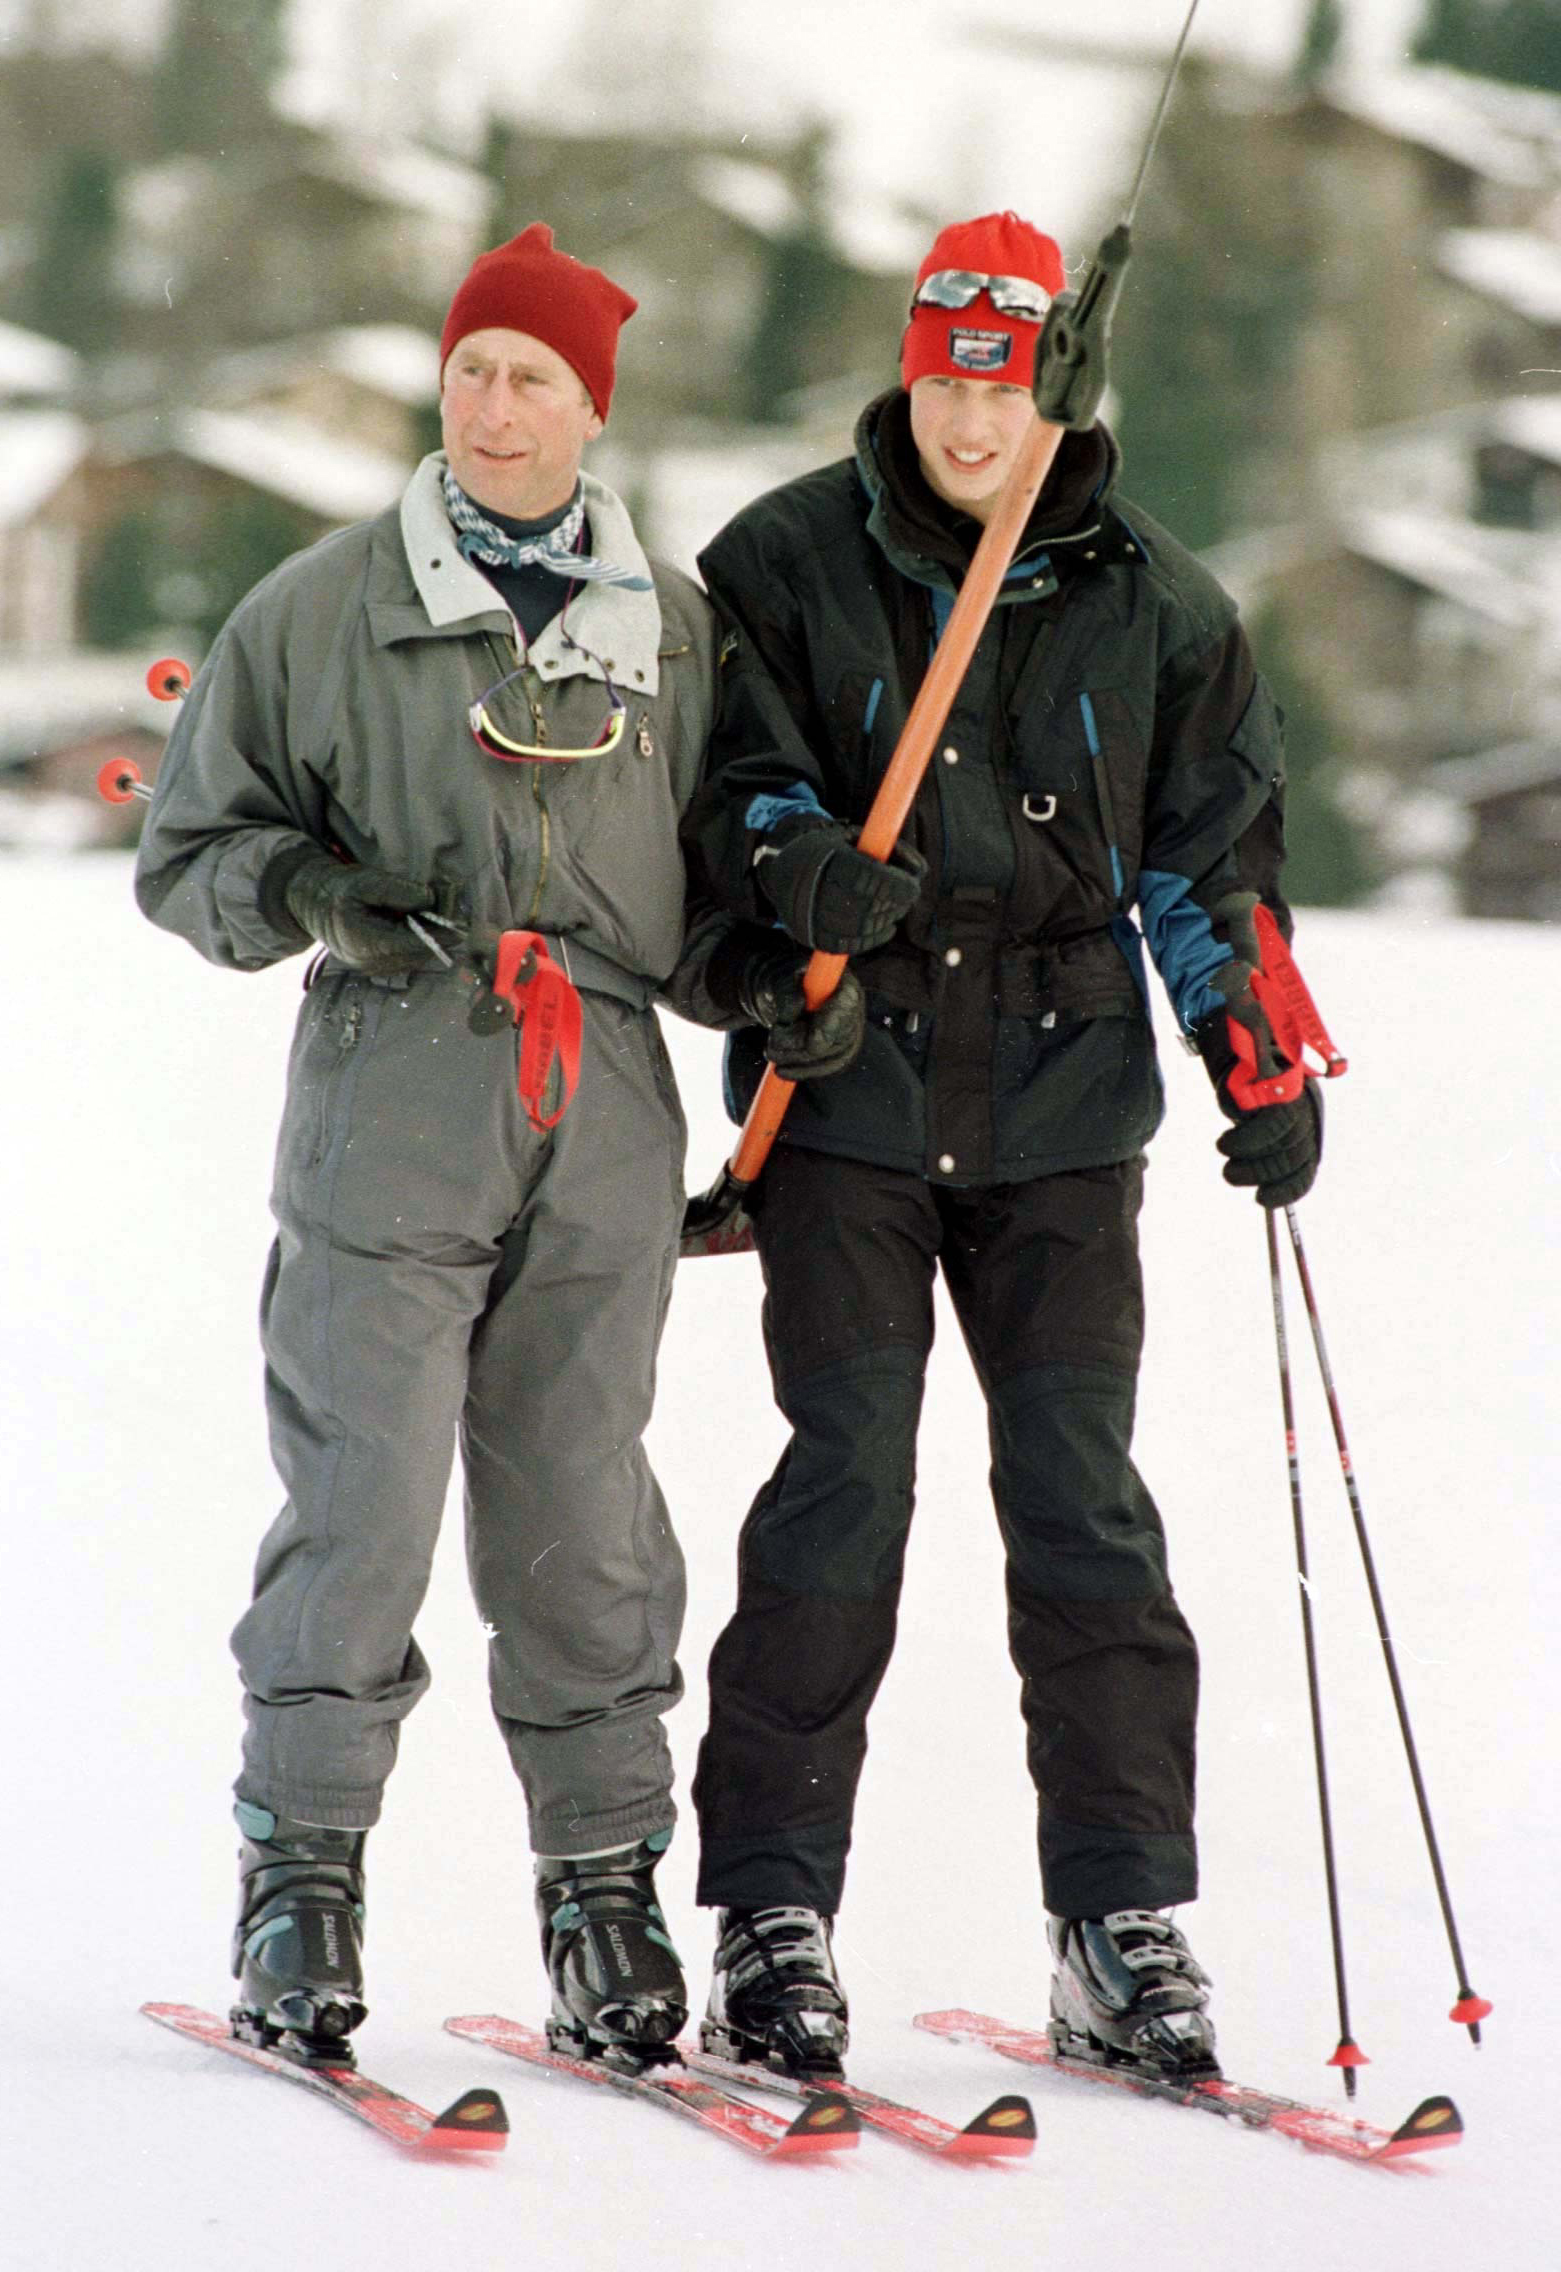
[740,948,866,1081]
[753,812,925,955]
[273,850,441,978]
[1196,964,1323,1209]
[1214,1082,1323,1208]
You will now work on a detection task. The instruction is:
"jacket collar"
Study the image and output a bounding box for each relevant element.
[853,389,1139,597]
[386,453,665,694]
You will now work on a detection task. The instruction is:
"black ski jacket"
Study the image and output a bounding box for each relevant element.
[687,389,1290,1184]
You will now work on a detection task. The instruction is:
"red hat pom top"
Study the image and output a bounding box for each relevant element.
[912,211,1065,299]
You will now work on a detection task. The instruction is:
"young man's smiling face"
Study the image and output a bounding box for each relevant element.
[909,374,1036,525]
[440,327,603,519]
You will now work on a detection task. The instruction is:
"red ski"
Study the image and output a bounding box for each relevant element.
[142,2003,508,2152]
[915,2009,1461,2174]
[683,2043,1035,2163]
[444,2014,858,2160]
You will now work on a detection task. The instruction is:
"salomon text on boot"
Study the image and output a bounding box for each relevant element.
[702,1906,849,2081]
[230,1802,368,2067]
[535,1832,688,2071]
[1047,1909,1218,2077]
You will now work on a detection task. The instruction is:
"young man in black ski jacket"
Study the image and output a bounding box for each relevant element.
[684,211,1323,2083]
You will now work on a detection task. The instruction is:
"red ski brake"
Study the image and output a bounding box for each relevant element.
[1226,904,1348,1111]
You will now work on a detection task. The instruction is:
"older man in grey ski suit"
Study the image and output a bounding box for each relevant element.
[135,226,720,2067]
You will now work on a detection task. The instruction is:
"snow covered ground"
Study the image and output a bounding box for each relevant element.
[3,856,1555,2269]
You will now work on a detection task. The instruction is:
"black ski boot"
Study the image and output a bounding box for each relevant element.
[229,1802,368,2067]
[535,1832,687,2071]
[1047,1909,1219,2077]
[701,1906,849,2081]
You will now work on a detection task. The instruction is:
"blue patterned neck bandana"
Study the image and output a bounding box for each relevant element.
[441,469,651,590]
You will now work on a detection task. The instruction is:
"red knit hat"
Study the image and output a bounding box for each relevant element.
[439,223,638,419]
[901,212,1065,391]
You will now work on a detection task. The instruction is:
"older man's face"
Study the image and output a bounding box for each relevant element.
[440,327,602,519]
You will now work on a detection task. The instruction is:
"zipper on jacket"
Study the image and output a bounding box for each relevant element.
[1079,691,1126,904]
[523,679,551,924]
[484,627,555,924]
[339,998,363,1052]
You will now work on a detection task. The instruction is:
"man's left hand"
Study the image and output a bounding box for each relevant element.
[1214,1084,1322,1208]
[1196,968,1323,1209]
[742,949,866,1081]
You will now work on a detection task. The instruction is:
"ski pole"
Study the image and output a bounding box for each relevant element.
[1265,1209,1368,2096]
[1282,1205,1492,2046]
[97,656,191,805]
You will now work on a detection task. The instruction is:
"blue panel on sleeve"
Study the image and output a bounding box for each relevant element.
[745,782,830,835]
[1137,867,1234,1033]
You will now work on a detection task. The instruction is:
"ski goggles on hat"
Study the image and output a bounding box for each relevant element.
[910,270,1053,323]
[468,641,628,764]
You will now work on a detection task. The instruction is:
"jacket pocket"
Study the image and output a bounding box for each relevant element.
[1228,674,1285,791]
[1008,686,1143,922]
[273,975,365,1194]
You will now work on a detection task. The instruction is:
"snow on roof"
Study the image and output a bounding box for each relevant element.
[1196,525,1319,608]
[1433,733,1561,804]
[98,406,407,522]
[1322,63,1561,191]
[0,649,174,757]
[125,136,489,233]
[1337,507,1538,628]
[176,409,408,521]
[0,320,79,399]
[1437,228,1561,327]
[204,325,440,412]
[322,325,441,403]
[312,139,489,230]
[687,154,925,277]
[830,195,930,279]
[0,411,88,527]
[1490,393,1561,467]
[691,156,797,239]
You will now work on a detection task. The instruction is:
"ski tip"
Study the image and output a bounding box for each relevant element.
[912,2009,976,2038]
[770,2090,861,2156]
[942,2093,1037,2158]
[1376,2095,1464,2161]
[425,2087,510,2151]
[141,2001,216,2037]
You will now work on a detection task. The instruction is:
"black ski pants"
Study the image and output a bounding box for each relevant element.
[693,1144,1199,1922]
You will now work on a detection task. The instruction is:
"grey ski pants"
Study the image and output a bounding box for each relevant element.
[232,967,688,1854]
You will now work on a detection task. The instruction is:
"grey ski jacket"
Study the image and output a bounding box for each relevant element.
[136,454,717,1011]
